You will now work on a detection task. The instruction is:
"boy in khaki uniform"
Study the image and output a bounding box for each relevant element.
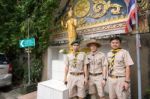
[107,36,134,99]
[86,39,107,99]
[64,40,88,99]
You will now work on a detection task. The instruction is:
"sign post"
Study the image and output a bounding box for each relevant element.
[19,38,35,85]
[19,18,35,85]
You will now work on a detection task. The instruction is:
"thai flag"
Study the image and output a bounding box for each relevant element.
[125,0,137,33]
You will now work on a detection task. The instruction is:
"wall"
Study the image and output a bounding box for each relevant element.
[41,49,48,81]
[125,33,150,99]
[140,33,150,98]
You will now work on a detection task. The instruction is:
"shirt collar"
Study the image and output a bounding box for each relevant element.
[90,51,98,56]
[111,48,122,53]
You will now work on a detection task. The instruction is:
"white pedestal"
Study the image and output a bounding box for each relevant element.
[37,79,68,99]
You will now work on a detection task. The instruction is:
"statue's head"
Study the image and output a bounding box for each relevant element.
[68,7,73,17]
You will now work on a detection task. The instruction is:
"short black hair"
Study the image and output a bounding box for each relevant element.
[110,36,122,43]
[71,40,80,45]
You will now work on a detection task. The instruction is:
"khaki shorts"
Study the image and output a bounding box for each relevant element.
[67,74,86,98]
[108,77,130,99]
[88,75,105,97]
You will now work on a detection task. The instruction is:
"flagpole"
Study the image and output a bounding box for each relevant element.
[135,0,142,99]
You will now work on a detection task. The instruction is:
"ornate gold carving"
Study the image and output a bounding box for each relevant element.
[58,15,127,35]
[74,0,90,18]
[138,0,149,11]
[89,0,122,19]
[77,22,126,35]
[139,15,149,33]
[110,4,122,14]
[52,15,127,41]
[78,15,127,28]
[78,18,87,26]
[138,0,149,33]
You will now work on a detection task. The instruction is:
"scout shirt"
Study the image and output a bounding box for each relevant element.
[86,51,107,74]
[64,52,86,73]
[107,49,134,76]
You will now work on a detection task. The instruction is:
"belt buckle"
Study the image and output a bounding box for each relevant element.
[76,73,79,76]
[75,73,80,76]
[95,74,98,76]
[110,75,117,79]
[90,73,94,76]
[74,73,77,76]
[113,75,117,78]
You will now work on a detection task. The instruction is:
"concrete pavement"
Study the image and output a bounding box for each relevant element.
[0,89,21,99]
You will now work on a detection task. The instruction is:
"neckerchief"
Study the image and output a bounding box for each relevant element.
[72,51,79,68]
[108,48,121,74]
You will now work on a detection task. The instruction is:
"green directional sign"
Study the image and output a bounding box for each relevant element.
[19,38,35,48]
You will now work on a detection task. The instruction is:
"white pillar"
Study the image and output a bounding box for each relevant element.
[47,47,53,79]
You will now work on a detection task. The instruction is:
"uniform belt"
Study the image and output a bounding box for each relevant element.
[109,74,125,78]
[89,72,102,76]
[70,72,84,76]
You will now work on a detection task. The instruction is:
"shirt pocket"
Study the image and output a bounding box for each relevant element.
[95,58,102,65]
[77,58,84,65]
[107,56,112,63]
[87,57,92,64]
[69,57,75,66]
[68,56,75,61]
[115,55,124,66]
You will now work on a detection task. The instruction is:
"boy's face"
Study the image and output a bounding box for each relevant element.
[72,43,80,51]
[110,39,121,49]
[90,44,97,52]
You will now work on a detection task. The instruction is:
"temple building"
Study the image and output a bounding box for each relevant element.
[40,0,150,98]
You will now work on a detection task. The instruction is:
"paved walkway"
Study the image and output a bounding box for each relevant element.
[0,89,21,99]
[0,88,109,99]
[18,91,37,99]
[0,87,36,99]
[17,92,109,99]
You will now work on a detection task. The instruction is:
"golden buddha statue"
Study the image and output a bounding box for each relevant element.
[61,7,77,51]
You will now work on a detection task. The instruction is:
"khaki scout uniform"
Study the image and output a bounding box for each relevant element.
[86,51,107,97]
[107,49,134,99]
[65,52,86,98]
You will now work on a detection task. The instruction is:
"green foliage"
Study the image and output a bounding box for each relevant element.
[0,0,60,85]
[23,58,43,84]
[12,58,24,85]
[0,0,60,53]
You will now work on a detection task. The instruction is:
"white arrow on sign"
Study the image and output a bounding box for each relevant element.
[20,40,24,47]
